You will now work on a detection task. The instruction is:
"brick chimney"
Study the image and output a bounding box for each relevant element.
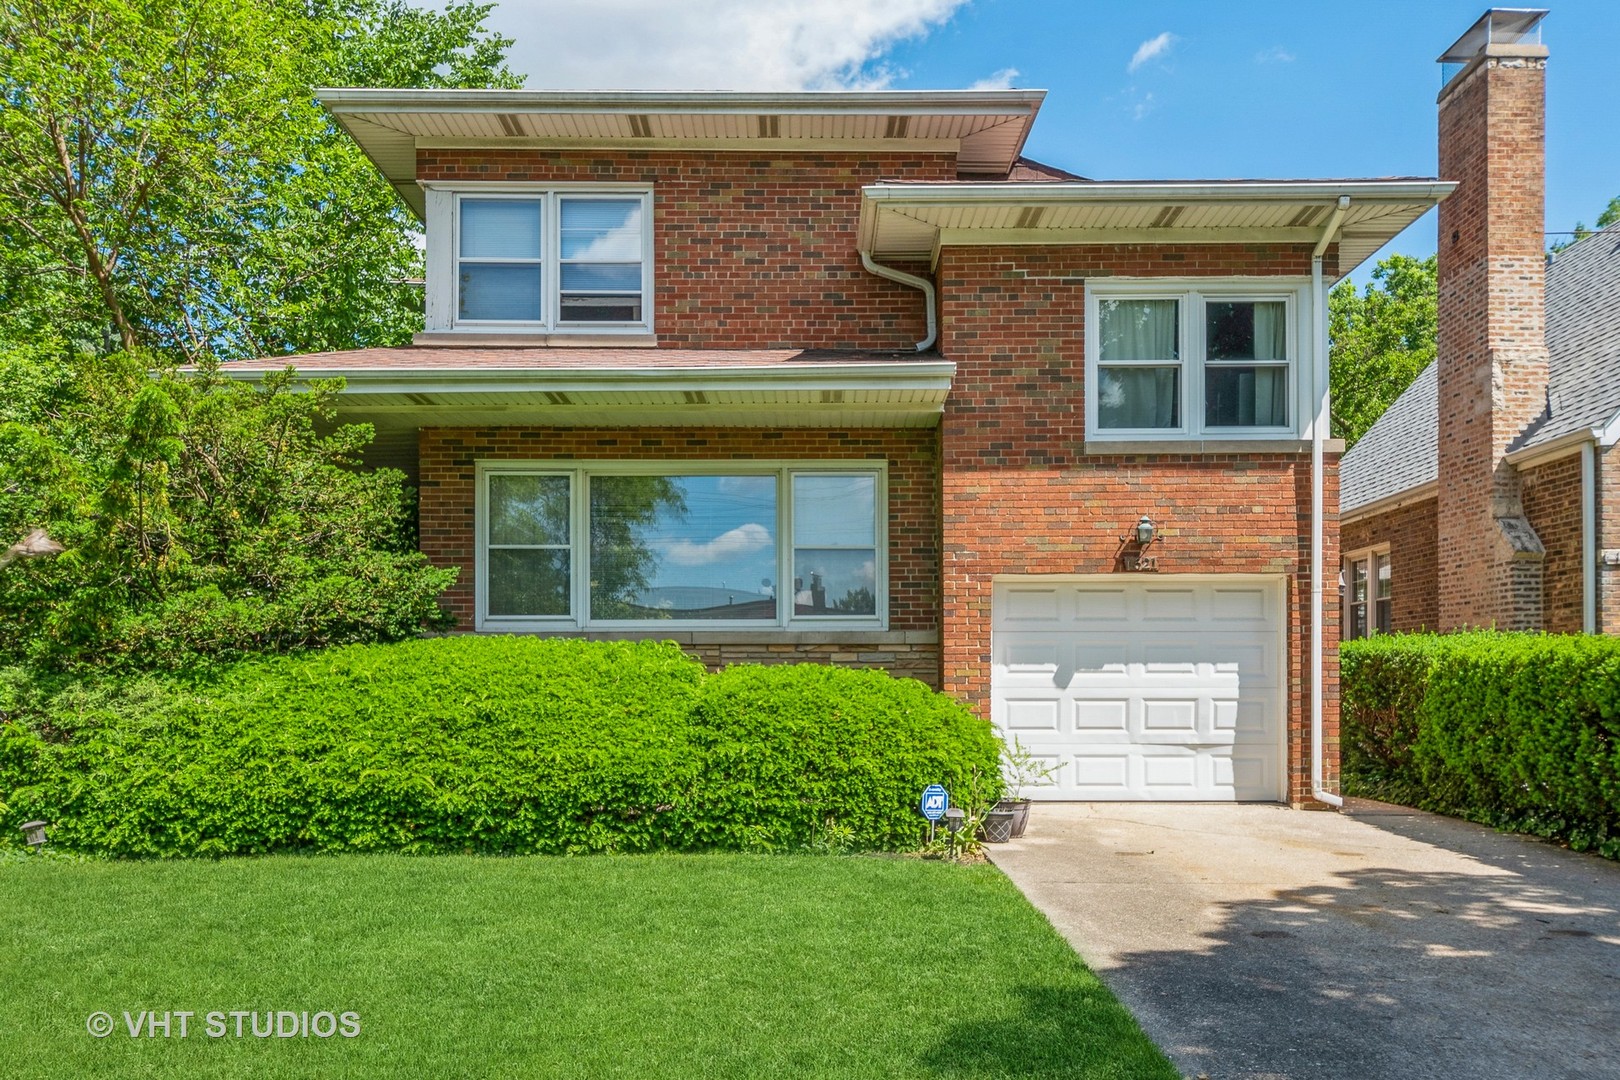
[1435,9,1551,630]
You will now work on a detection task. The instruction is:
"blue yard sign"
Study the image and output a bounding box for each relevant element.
[920,784,949,822]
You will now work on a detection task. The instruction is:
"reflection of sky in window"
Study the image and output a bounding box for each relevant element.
[646,475,777,598]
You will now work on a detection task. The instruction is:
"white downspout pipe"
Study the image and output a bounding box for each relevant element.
[1583,441,1597,634]
[860,251,937,352]
[1311,196,1350,808]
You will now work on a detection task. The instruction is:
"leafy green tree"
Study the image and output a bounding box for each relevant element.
[0,0,518,363]
[1550,194,1619,252]
[0,354,456,671]
[1329,254,1438,448]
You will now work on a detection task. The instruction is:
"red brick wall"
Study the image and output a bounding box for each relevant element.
[934,243,1340,804]
[419,149,949,350]
[1603,444,1620,635]
[418,426,942,681]
[1435,52,1551,630]
[1521,454,1586,634]
[1341,497,1441,632]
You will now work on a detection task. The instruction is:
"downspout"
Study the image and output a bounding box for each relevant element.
[860,251,937,352]
[1311,195,1350,808]
[1583,441,1597,634]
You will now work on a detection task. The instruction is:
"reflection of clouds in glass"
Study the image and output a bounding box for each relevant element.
[715,475,778,499]
[661,521,773,566]
[565,222,641,261]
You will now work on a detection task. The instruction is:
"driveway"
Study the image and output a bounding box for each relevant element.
[988,800,1620,1080]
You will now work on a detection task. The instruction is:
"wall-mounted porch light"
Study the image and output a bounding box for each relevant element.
[1119,515,1161,572]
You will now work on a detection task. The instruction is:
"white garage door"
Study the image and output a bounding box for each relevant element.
[992,577,1285,801]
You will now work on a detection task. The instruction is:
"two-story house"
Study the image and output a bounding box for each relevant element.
[222,61,1458,805]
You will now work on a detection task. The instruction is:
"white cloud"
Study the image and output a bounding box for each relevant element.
[662,522,774,566]
[473,0,971,90]
[1127,31,1177,74]
[968,67,1020,91]
[1131,91,1156,121]
[1255,45,1295,64]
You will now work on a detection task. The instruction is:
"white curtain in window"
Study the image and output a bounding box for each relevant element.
[1252,301,1287,361]
[1099,299,1178,362]
[1099,367,1179,428]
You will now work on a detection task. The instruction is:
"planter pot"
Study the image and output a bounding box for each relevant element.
[982,808,1016,844]
[998,798,1032,838]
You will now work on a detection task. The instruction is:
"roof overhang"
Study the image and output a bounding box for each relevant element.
[318,88,1047,220]
[858,179,1457,278]
[1339,480,1439,525]
[219,359,956,432]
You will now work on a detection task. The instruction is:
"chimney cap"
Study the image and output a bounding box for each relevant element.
[1438,9,1547,65]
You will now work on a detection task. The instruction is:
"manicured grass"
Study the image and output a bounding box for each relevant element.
[0,854,1174,1079]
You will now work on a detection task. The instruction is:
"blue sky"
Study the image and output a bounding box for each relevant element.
[484,1,1619,280]
[876,1,1619,274]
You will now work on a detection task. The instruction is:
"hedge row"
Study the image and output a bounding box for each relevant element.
[0,637,1000,857]
[1341,632,1620,858]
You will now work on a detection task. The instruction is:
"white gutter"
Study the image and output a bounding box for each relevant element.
[1583,441,1598,634]
[1311,195,1350,809]
[860,252,938,352]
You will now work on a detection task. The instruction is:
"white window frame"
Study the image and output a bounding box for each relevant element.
[1085,279,1311,441]
[1342,544,1392,641]
[425,183,655,336]
[474,460,889,633]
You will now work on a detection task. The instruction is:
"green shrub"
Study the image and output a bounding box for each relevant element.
[1342,632,1620,858]
[688,664,1002,852]
[0,638,1000,857]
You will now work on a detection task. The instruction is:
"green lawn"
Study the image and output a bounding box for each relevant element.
[0,853,1174,1079]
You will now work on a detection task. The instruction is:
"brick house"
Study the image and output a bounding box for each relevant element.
[222,65,1456,805]
[1341,10,1620,638]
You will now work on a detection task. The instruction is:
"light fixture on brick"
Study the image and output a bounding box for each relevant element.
[1120,515,1160,572]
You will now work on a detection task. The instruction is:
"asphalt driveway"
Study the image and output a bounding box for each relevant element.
[988,800,1620,1080]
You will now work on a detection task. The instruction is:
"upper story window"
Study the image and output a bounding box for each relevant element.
[429,187,653,335]
[1087,281,1306,439]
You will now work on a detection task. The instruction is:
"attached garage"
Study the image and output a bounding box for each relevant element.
[991,576,1286,802]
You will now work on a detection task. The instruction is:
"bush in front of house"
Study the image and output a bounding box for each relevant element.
[687,664,1003,852]
[1341,632,1620,858]
[1,637,706,857]
[0,637,1001,857]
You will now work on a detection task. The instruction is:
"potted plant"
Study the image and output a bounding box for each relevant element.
[997,736,1056,839]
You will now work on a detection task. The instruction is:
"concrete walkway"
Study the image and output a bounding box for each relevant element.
[988,800,1620,1080]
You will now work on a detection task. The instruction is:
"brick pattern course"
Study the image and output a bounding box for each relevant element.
[935,243,1340,804]
[1520,454,1586,634]
[418,149,948,351]
[1341,498,1441,633]
[1435,55,1551,630]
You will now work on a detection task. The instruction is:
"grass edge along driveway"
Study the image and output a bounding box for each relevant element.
[0,852,1174,1079]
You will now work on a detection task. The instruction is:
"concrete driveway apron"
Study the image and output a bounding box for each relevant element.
[988,799,1620,1080]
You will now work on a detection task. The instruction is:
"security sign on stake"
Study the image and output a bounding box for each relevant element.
[920,784,948,822]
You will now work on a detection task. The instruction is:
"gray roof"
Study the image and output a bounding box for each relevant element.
[1340,362,1438,511]
[1341,224,1620,514]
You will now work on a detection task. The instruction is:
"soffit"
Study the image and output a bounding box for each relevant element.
[859,180,1455,279]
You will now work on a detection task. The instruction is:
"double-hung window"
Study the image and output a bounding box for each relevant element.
[1088,283,1303,439]
[1343,548,1392,640]
[445,189,652,333]
[477,462,886,630]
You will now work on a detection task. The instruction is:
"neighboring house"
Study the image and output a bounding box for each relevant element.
[1342,9,1619,639]
[217,18,1555,807]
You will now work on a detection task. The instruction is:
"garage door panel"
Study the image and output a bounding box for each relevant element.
[1073,586,1131,622]
[1142,587,1198,620]
[994,577,1284,802]
[1073,699,1129,731]
[1001,698,1061,732]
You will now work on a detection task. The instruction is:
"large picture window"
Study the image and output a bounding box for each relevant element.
[451,190,651,332]
[477,463,886,630]
[1088,283,1302,439]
